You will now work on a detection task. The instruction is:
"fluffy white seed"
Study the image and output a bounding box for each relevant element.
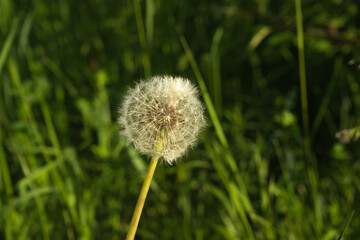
[118,76,206,164]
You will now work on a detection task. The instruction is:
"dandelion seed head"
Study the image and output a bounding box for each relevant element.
[118,75,206,164]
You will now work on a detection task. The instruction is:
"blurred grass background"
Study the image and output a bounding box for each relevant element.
[1,0,360,239]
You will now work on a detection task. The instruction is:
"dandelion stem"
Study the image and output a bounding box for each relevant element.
[126,140,162,240]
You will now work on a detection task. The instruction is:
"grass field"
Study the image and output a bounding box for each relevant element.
[1,0,360,239]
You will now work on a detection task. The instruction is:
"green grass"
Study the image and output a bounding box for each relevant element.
[1,0,360,239]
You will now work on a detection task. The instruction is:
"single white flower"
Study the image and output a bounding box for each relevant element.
[118,75,206,164]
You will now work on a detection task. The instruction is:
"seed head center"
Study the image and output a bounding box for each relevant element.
[148,104,179,131]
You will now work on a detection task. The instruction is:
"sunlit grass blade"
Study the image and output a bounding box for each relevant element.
[337,210,354,240]
[180,36,228,149]
[180,35,254,211]
[0,19,17,75]
[0,111,12,196]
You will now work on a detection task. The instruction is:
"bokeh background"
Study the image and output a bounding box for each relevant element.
[1,0,360,239]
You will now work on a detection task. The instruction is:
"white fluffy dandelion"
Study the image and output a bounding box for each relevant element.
[118,75,206,164]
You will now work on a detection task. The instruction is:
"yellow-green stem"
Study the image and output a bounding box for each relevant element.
[126,155,159,240]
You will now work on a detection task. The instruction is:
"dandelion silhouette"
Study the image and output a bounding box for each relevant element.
[119,76,206,239]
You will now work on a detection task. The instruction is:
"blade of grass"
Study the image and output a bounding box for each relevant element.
[8,56,80,232]
[41,55,78,97]
[180,37,257,236]
[337,210,354,240]
[0,19,18,198]
[248,26,272,51]
[204,137,255,240]
[17,156,66,189]
[0,107,12,196]
[205,183,242,238]
[295,0,310,151]
[180,36,228,149]
[0,0,13,31]
[19,12,34,53]
[0,19,18,75]
[210,28,224,117]
[92,70,112,158]
[145,0,155,48]
[253,138,275,240]
[16,153,50,240]
[345,69,360,121]
[2,187,55,217]
[180,35,254,213]
[133,0,151,78]
[247,26,272,92]
[311,58,341,140]
[18,212,36,240]
[179,182,192,240]
[295,0,322,234]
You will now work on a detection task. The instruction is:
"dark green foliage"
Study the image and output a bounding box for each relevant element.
[0,0,359,239]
